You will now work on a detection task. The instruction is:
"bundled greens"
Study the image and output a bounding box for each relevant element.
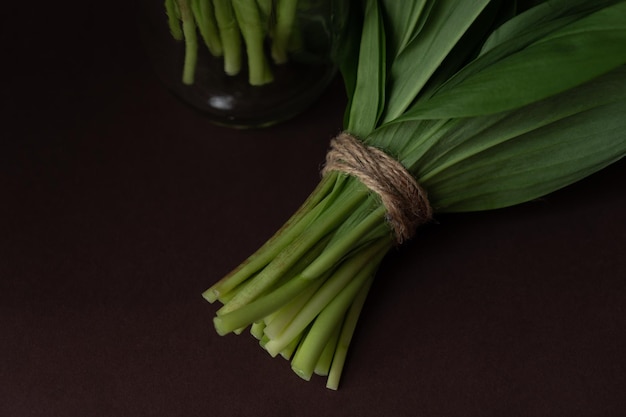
[202,0,626,389]
[164,0,300,85]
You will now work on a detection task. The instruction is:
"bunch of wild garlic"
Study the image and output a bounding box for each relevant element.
[203,0,626,389]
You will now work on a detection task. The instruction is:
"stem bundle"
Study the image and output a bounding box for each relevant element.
[202,0,626,389]
[164,0,299,85]
[204,172,395,389]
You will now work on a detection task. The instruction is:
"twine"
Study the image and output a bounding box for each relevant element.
[322,132,432,244]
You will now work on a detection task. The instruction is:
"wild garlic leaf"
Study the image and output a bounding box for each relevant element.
[400,2,626,120]
[412,0,518,105]
[426,99,626,212]
[478,0,620,54]
[336,2,364,126]
[381,0,491,123]
[381,0,432,59]
[345,0,386,138]
[414,67,626,177]
[418,67,626,212]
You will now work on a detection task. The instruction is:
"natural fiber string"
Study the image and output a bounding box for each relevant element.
[322,132,433,244]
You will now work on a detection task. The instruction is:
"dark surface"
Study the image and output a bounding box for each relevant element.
[2,3,625,417]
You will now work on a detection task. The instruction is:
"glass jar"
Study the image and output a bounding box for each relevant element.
[140,0,348,128]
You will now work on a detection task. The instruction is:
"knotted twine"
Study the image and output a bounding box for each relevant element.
[322,132,433,245]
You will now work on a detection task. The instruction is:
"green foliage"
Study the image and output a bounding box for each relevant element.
[353,0,626,212]
[203,0,626,390]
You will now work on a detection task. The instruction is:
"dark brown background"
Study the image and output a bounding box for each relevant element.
[2,2,625,417]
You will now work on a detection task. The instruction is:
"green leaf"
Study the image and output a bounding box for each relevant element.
[411,0,516,105]
[429,101,626,212]
[380,0,492,123]
[381,0,432,59]
[478,0,620,55]
[335,2,363,123]
[345,0,386,138]
[418,67,626,212]
[401,2,626,120]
